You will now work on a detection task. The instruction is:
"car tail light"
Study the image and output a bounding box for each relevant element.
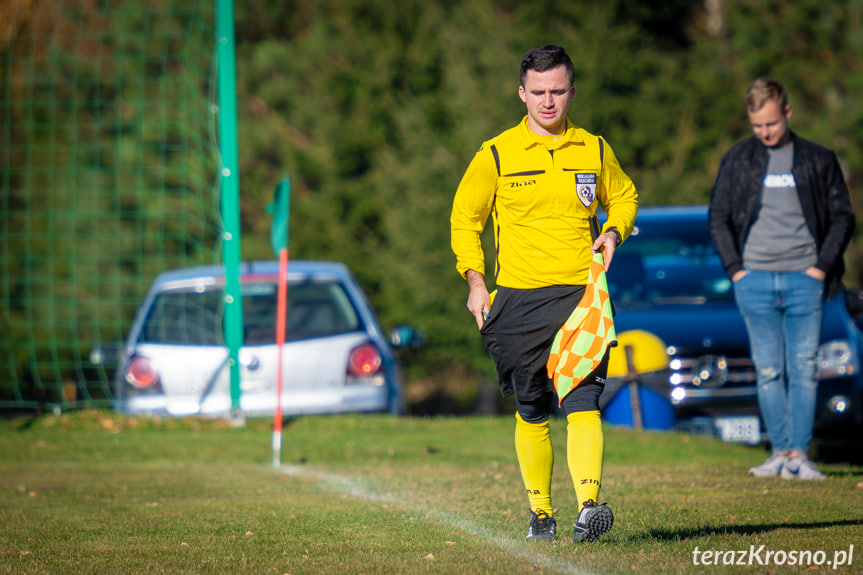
[347,343,382,377]
[125,356,160,389]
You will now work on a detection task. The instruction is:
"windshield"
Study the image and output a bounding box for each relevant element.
[606,219,733,306]
[138,280,361,345]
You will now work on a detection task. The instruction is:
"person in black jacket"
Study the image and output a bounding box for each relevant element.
[709,78,855,480]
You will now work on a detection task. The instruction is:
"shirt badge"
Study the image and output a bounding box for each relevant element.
[576,173,597,207]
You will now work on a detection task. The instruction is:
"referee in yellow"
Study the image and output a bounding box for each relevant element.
[451,44,638,542]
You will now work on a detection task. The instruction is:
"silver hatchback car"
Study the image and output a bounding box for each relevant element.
[103,260,419,417]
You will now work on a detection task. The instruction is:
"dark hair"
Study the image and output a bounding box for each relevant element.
[519,45,575,87]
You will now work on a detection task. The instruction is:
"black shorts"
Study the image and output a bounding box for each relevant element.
[516,377,607,423]
[481,284,593,402]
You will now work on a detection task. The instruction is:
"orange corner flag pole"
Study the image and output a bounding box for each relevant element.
[269,177,291,468]
[273,246,288,467]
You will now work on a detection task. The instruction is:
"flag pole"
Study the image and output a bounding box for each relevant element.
[268,178,291,468]
[588,215,601,245]
[273,246,288,467]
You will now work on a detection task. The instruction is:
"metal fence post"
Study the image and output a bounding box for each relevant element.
[216,0,244,418]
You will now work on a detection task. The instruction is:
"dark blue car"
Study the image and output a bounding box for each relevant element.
[605,206,863,447]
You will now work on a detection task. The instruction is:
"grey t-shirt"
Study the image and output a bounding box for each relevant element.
[743,142,817,271]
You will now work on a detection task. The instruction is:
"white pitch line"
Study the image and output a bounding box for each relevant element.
[279,464,597,575]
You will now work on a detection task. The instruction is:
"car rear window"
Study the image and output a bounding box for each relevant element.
[138,280,362,345]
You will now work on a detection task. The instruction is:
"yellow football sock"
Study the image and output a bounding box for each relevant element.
[566,410,604,512]
[514,412,553,516]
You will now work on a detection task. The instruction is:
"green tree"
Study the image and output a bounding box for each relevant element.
[4,0,863,412]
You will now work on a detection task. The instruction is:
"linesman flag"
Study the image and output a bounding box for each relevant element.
[546,250,617,404]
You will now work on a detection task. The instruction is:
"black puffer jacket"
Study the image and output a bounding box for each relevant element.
[709,132,855,299]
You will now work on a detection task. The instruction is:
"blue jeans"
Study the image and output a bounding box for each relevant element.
[733,270,823,453]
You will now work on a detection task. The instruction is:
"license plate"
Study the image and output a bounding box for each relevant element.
[715,416,760,444]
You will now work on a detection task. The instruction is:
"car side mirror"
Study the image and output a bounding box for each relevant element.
[390,325,425,350]
[89,342,124,366]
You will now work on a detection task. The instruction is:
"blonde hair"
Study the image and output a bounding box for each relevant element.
[746,78,788,113]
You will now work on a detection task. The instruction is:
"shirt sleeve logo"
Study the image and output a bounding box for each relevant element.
[576,173,597,207]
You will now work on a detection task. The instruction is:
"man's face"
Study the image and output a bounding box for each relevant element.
[748,99,792,147]
[519,65,575,137]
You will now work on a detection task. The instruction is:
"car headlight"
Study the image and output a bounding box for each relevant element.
[690,355,728,388]
[815,340,859,379]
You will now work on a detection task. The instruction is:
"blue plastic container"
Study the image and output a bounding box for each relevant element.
[603,382,675,430]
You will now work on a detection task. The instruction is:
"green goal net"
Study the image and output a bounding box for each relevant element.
[1,0,221,410]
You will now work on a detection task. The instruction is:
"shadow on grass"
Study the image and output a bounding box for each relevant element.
[14,413,42,431]
[634,518,863,542]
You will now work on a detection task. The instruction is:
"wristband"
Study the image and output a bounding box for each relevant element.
[608,227,622,247]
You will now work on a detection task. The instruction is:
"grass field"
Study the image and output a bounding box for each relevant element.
[1,410,861,574]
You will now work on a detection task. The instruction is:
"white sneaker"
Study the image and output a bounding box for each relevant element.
[780,455,826,481]
[748,452,787,477]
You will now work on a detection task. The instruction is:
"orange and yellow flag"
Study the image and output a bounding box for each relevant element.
[546,250,617,404]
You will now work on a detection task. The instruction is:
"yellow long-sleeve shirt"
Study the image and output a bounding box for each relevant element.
[451,117,638,289]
